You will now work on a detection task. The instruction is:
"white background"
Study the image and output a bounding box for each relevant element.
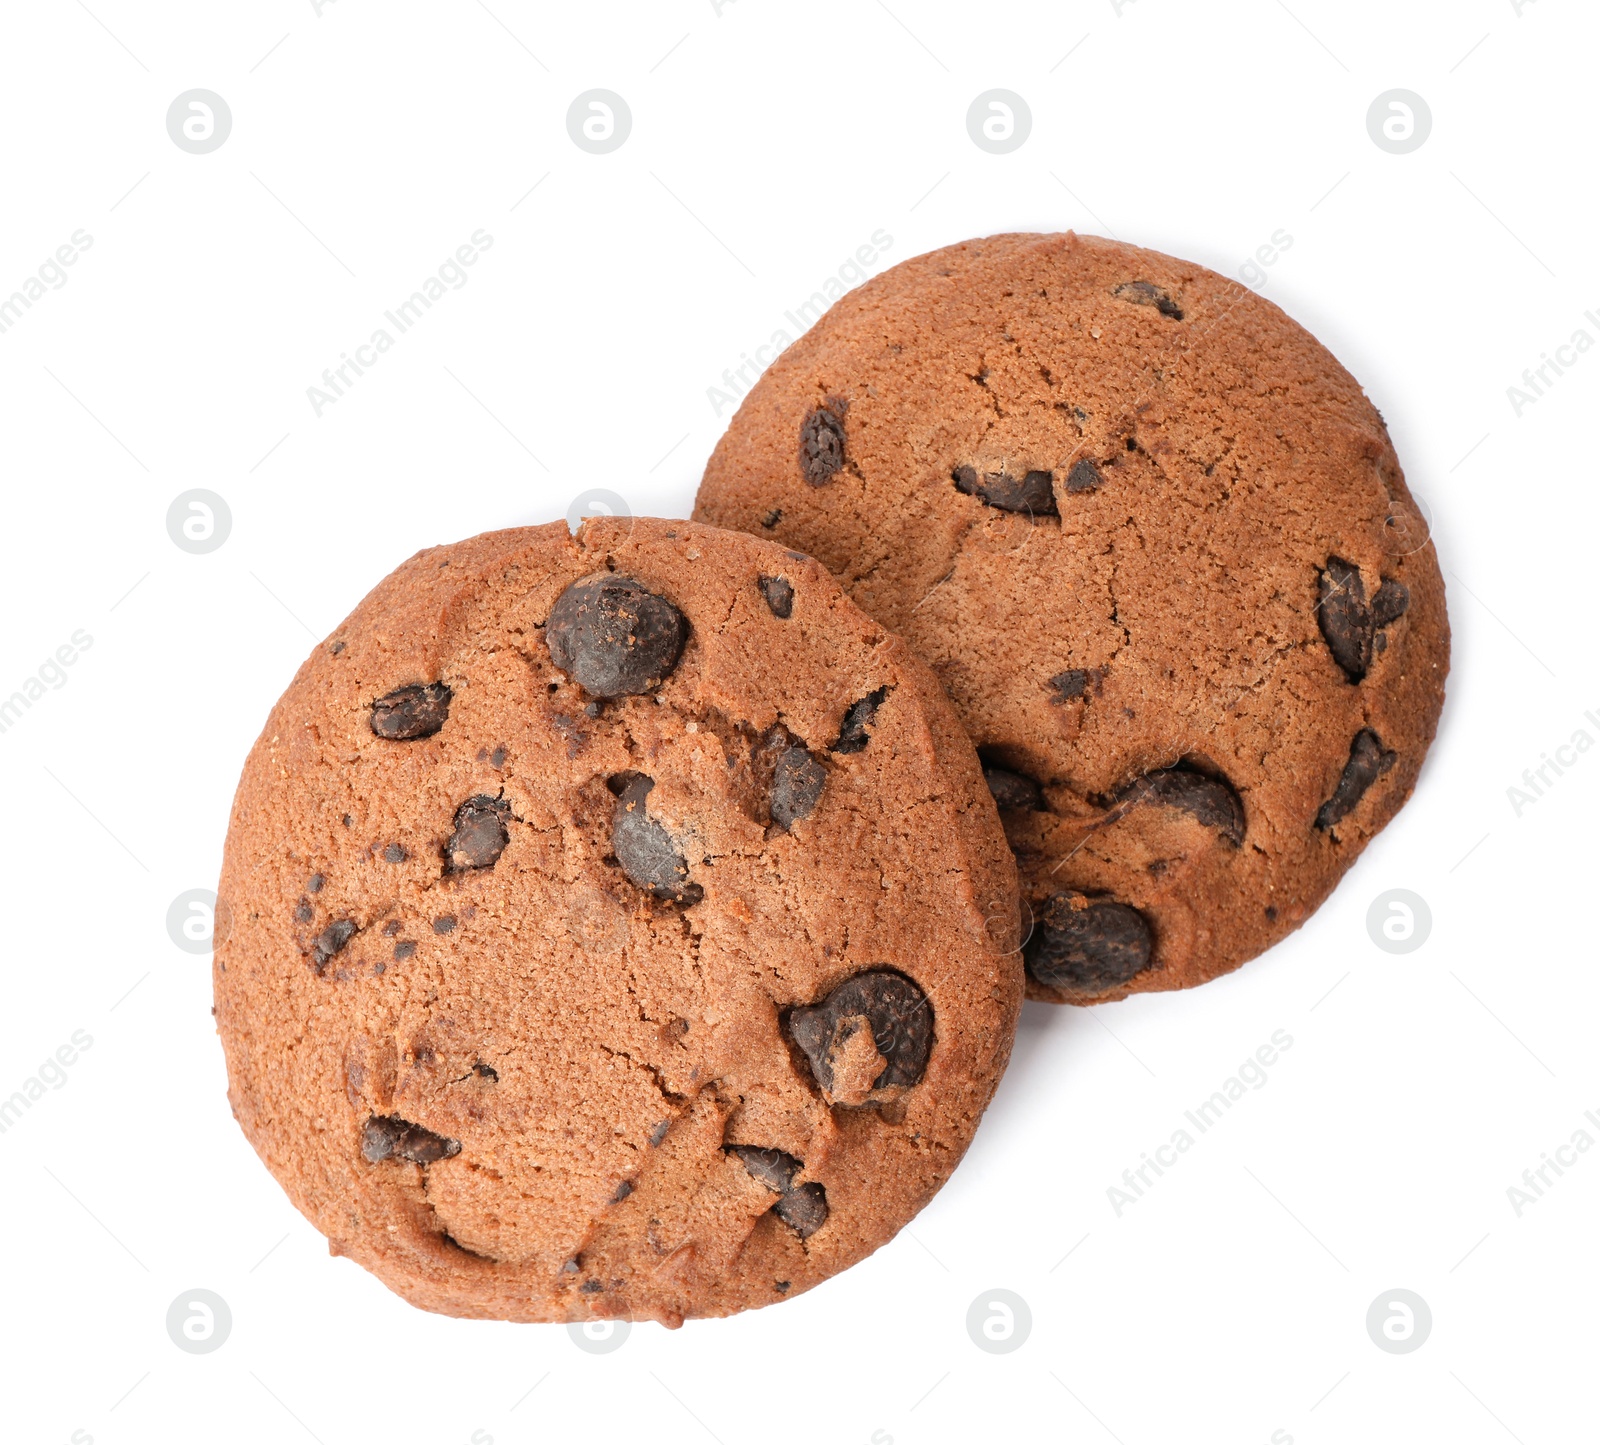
[1,1,1595,1442]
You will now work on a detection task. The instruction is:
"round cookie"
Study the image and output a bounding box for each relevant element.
[214,517,1021,1325]
[694,232,1448,1003]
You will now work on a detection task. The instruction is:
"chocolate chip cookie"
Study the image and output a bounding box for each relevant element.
[214,518,1021,1324]
[694,232,1448,1002]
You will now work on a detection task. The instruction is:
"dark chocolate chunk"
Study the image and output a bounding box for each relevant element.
[490,746,507,769]
[649,1119,671,1147]
[832,686,890,754]
[382,843,407,863]
[774,1183,829,1238]
[294,897,313,924]
[1318,557,1371,682]
[800,401,847,486]
[727,1147,829,1239]
[952,465,1058,516]
[1371,578,1410,628]
[983,763,1042,812]
[545,575,688,699]
[1025,893,1153,994]
[1066,459,1103,493]
[473,1062,498,1081]
[307,873,324,893]
[1113,768,1245,846]
[360,1115,461,1165]
[759,574,795,619]
[788,970,933,1097]
[432,915,456,934]
[445,795,511,871]
[1047,669,1091,703]
[1113,280,1184,320]
[771,745,826,829]
[312,918,356,971]
[760,508,783,529]
[609,772,701,904]
[370,682,452,740]
[382,920,402,936]
[393,940,416,961]
[728,1145,802,1194]
[1315,728,1396,831]
[611,1180,634,1203]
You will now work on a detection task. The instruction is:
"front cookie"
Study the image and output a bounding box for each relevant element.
[214,518,1020,1324]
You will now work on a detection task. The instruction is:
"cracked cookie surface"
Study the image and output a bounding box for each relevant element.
[694,231,1449,1001]
[214,517,1021,1324]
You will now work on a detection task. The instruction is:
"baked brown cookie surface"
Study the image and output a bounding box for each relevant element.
[214,518,1020,1325]
[695,232,1448,1003]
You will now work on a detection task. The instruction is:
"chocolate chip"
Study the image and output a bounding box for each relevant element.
[1318,557,1371,682]
[728,1145,802,1193]
[649,1119,671,1146]
[393,940,416,961]
[727,1147,829,1239]
[382,920,402,936]
[361,1115,461,1165]
[774,1183,829,1239]
[983,763,1042,812]
[800,401,847,486]
[788,969,933,1100]
[611,1180,634,1203]
[307,873,324,894]
[952,465,1058,516]
[1047,669,1091,703]
[382,843,407,863]
[432,915,456,934]
[1371,578,1410,628]
[579,1279,603,1293]
[330,640,346,654]
[1315,728,1396,831]
[370,682,452,740]
[294,897,313,924]
[761,508,783,529]
[759,574,794,619]
[545,575,688,699]
[1066,459,1103,493]
[473,1062,497,1081]
[490,745,507,769]
[771,745,826,829]
[1113,768,1245,846]
[1113,280,1184,320]
[832,686,890,754]
[445,795,510,871]
[609,772,701,904]
[1025,893,1153,994]
[312,919,356,971]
